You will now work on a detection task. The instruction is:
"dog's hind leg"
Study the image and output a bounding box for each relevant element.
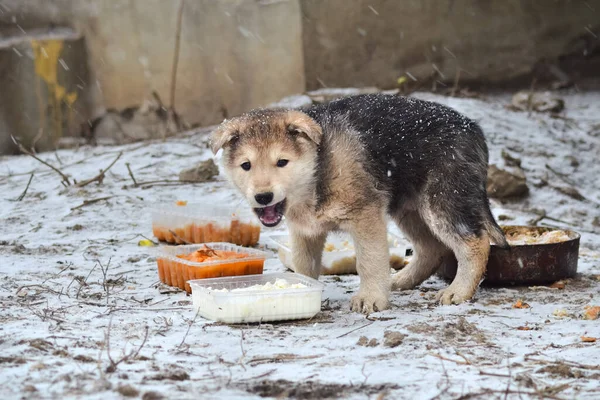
[420,203,490,305]
[392,211,451,290]
[434,232,489,305]
[290,229,327,279]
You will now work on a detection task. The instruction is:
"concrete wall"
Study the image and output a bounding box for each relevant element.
[301,0,600,89]
[0,0,598,154]
[0,0,305,141]
[0,31,91,152]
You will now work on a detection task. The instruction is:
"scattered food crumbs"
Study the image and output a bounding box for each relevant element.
[553,309,569,318]
[583,306,600,320]
[517,326,532,331]
[549,281,566,290]
[513,299,530,309]
[581,336,597,343]
[138,239,155,247]
[175,200,187,206]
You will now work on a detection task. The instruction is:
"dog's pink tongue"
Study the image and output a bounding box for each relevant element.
[261,205,279,224]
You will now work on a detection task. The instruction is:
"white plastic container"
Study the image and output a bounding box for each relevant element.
[270,232,409,275]
[151,202,261,246]
[189,273,324,323]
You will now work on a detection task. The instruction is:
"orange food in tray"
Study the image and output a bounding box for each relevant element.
[177,246,249,263]
[152,221,260,247]
[156,244,267,293]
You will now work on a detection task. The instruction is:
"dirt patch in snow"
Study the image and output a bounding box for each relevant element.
[245,380,397,399]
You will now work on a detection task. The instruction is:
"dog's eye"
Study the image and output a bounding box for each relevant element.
[241,162,251,171]
[276,159,289,168]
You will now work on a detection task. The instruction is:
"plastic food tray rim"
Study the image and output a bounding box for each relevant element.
[156,243,269,268]
[188,272,324,297]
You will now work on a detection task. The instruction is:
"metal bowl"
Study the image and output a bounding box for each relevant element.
[437,225,580,286]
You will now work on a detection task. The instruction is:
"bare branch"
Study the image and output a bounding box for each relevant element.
[105,317,149,373]
[14,174,34,201]
[11,135,71,185]
[125,162,137,185]
[75,152,123,187]
[70,196,113,211]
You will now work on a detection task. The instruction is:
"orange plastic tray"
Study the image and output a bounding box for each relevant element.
[151,203,261,247]
[156,243,268,293]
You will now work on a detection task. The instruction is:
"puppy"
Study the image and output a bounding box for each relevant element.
[211,93,508,314]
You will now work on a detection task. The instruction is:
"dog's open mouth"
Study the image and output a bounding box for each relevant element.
[254,199,286,227]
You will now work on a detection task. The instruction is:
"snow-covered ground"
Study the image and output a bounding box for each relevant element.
[0,90,599,400]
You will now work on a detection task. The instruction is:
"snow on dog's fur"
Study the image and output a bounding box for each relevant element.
[211,93,508,314]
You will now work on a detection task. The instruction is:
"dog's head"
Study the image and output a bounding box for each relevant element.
[210,109,322,227]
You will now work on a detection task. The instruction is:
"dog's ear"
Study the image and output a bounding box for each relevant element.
[210,120,239,155]
[285,111,322,145]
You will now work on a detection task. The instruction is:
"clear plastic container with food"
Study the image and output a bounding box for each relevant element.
[189,273,324,323]
[151,201,261,247]
[156,243,268,293]
[269,232,410,275]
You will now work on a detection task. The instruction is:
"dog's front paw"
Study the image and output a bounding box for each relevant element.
[435,284,475,305]
[350,290,390,314]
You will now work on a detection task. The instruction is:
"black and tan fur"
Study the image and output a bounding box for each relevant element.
[211,93,508,314]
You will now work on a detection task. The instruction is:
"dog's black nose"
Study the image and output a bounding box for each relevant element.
[255,192,274,205]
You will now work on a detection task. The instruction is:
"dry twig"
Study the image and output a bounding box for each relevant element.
[15,174,34,201]
[545,163,579,187]
[105,317,149,373]
[238,330,247,370]
[11,136,71,186]
[122,179,198,189]
[429,352,470,365]
[125,163,137,186]
[176,308,200,353]
[247,353,321,366]
[97,258,112,305]
[71,196,113,211]
[75,152,123,187]
[336,321,374,338]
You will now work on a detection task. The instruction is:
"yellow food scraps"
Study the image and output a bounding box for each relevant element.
[397,76,408,86]
[513,299,530,309]
[553,309,568,318]
[138,239,155,247]
[549,281,566,290]
[583,305,600,320]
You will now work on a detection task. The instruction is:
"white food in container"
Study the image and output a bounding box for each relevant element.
[189,273,324,323]
[270,232,410,275]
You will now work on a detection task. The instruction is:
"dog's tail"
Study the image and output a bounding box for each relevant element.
[484,210,510,250]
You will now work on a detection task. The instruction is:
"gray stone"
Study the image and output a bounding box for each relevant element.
[487,165,529,199]
[383,331,406,348]
[179,159,218,183]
